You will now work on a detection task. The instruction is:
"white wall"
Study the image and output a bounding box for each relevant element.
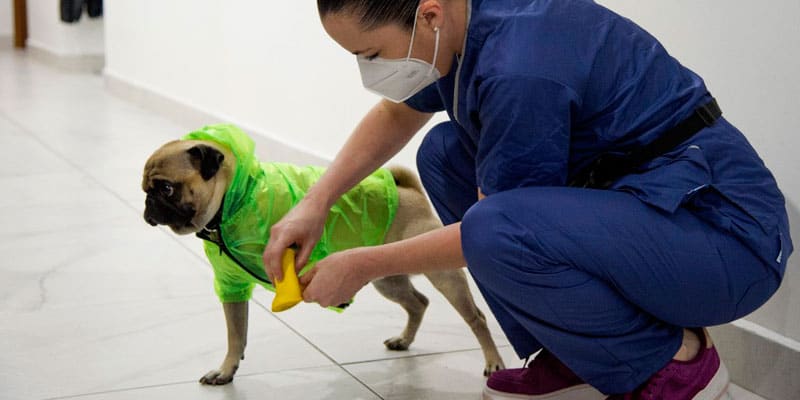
[27,0,104,56]
[104,1,800,340]
[104,0,445,168]
[0,0,12,38]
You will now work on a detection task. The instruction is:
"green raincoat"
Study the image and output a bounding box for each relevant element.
[183,125,399,306]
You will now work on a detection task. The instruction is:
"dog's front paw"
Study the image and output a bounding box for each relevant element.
[199,365,238,385]
[384,336,412,351]
[484,358,506,377]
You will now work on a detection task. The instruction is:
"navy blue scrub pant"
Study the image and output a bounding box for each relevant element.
[416,122,780,394]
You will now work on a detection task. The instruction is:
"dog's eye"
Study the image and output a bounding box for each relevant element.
[160,183,174,197]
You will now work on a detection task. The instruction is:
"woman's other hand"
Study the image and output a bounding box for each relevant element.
[299,248,373,308]
[263,196,329,283]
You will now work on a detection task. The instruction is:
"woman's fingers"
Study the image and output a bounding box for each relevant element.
[264,225,293,282]
[299,265,317,286]
[264,198,329,283]
[300,250,370,308]
[295,240,315,272]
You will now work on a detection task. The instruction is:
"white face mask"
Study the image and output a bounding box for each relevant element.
[357,11,441,103]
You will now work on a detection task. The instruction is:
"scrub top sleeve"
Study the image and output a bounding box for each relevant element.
[404,83,446,113]
[476,76,578,194]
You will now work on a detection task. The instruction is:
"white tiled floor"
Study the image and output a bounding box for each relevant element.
[0,49,766,400]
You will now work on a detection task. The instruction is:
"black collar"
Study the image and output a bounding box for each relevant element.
[203,204,223,232]
[195,198,224,244]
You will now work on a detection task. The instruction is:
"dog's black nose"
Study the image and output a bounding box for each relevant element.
[145,215,159,226]
[144,203,160,226]
[144,195,162,226]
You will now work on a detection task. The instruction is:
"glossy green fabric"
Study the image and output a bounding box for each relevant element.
[183,125,398,304]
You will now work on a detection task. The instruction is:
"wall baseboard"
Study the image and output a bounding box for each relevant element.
[25,39,104,73]
[0,35,12,50]
[711,320,800,400]
[103,69,329,167]
[103,69,799,400]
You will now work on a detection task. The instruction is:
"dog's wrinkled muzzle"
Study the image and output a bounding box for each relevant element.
[144,193,196,227]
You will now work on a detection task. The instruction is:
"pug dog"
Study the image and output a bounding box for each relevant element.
[142,127,505,385]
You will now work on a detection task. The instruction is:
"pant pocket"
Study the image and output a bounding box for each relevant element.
[612,144,712,214]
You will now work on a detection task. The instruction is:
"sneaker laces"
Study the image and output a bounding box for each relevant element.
[519,350,582,383]
[640,365,670,400]
[514,351,547,383]
[606,363,673,400]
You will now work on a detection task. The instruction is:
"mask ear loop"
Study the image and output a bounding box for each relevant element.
[406,6,421,61]
[407,7,441,75]
[429,26,440,74]
[408,7,441,59]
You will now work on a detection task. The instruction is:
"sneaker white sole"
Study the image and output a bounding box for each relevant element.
[483,359,731,400]
[482,384,606,400]
[693,359,731,400]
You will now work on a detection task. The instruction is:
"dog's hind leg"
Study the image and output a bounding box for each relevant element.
[424,269,506,376]
[200,301,248,385]
[371,275,429,351]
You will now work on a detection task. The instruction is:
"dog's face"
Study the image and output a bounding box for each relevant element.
[142,140,233,235]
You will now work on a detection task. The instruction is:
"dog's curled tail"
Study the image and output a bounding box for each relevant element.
[388,165,425,194]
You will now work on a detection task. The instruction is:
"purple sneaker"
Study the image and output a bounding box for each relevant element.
[483,349,605,400]
[607,329,730,400]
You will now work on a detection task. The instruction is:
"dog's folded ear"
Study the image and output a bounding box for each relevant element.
[187,144,225,180]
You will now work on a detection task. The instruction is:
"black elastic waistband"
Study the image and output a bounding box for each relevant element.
[570,97,722,189]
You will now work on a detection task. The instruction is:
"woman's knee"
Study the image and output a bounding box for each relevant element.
[461,190,570,282]
[416,122,461,181]
[416,122,477,224]
[461,196,536,277]
[462,199,501,282]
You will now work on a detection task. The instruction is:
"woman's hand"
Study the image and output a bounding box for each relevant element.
[263,196,330,283]
[298,224,466,307]
[263,101,430,284]
[299,247,373,308]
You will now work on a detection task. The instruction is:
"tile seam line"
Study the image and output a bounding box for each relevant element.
[0,112,384,400]
[337,343,514,368]
[0,110,144,216]
[37,364,364,400]
[0,110,219,269]
[0,110,499,398]
[254,298,386,400]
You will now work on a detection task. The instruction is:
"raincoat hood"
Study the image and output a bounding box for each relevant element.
[183,125,399,306]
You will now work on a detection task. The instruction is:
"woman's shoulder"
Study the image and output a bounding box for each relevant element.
[472,0,620,41]
[471,0,660,91]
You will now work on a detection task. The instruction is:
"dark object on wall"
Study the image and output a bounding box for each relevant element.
[60,0,103,23]
[14,0,28,48]
[86,0,103,18]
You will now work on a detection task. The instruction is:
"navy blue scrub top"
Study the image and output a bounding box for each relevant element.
[406,0,791,272]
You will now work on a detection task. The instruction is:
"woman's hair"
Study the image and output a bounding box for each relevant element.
[317,0,419,30]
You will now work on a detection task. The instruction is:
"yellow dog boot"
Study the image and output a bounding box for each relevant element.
[271,248,303,312]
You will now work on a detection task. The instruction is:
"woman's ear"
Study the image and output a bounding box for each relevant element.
[419,0,444,31]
